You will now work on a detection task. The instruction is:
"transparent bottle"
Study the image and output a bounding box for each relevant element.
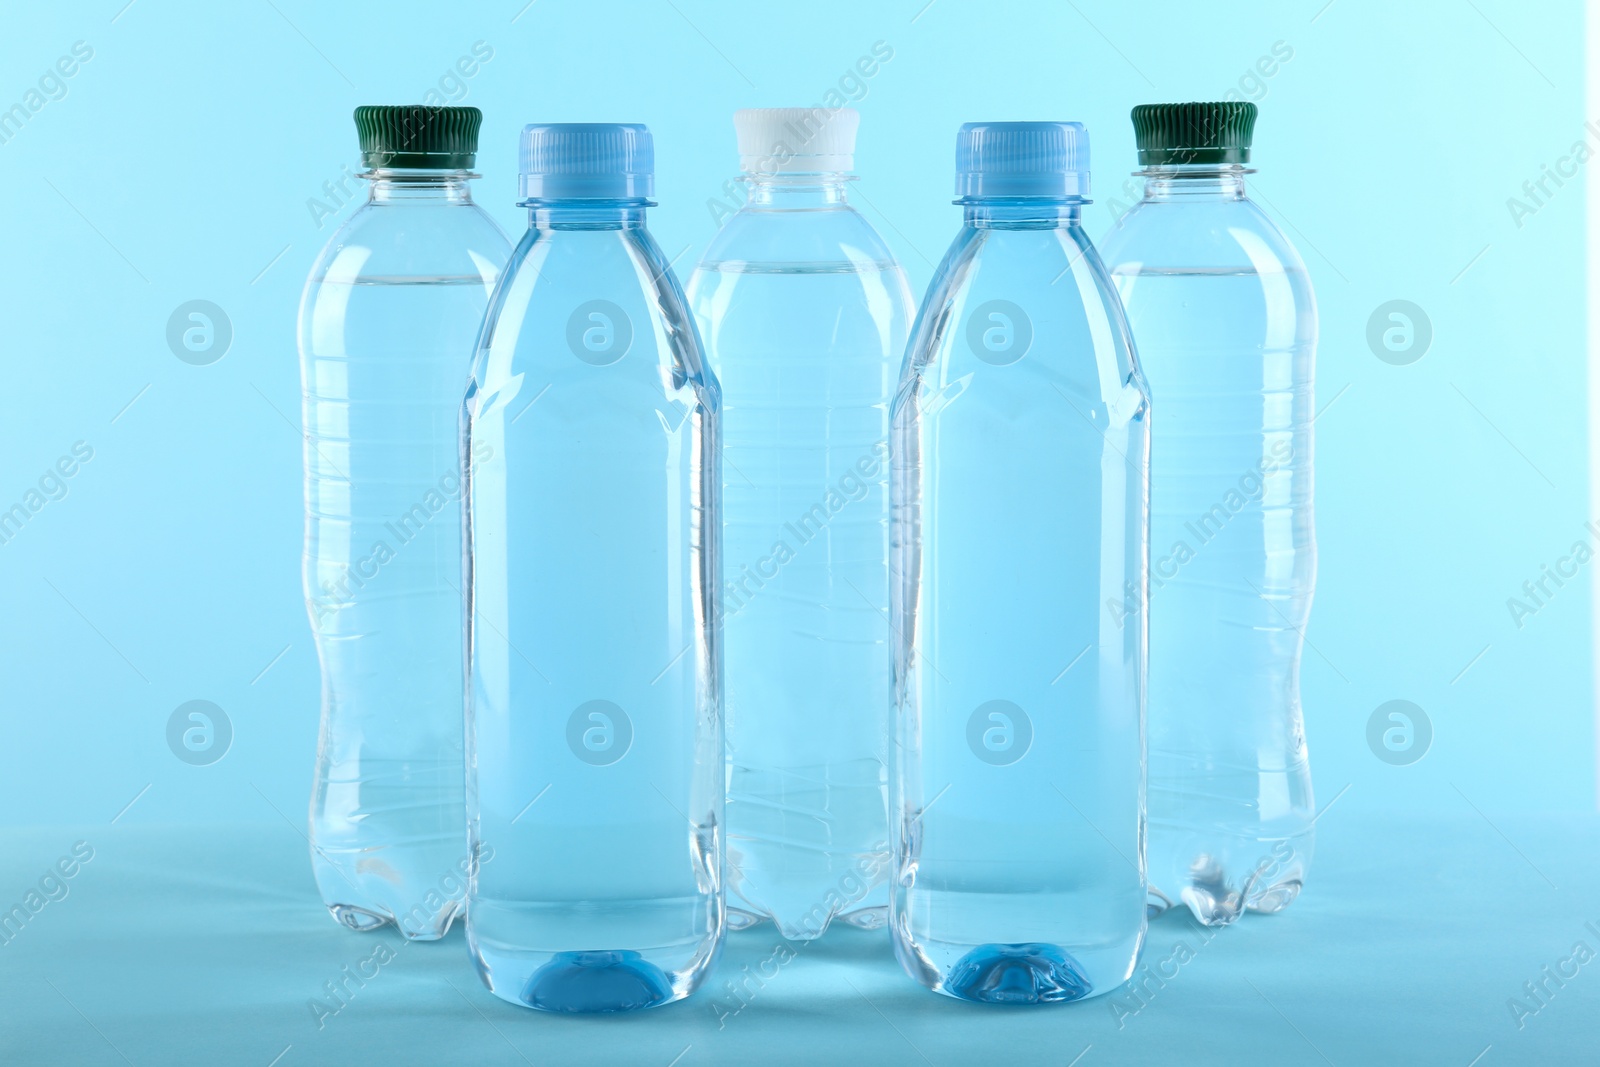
[299,106,509,940]
[463,124,723,1012]
[686,108,912,941]
[1098,102,1316,927]
[891,122,1149,1003]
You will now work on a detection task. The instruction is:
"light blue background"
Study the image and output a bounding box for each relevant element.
[0,0,1585,825]
[0,1,1593,1064]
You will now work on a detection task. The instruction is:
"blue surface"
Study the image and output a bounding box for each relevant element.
[4,813,1598,1064]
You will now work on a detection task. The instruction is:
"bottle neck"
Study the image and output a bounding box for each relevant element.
[742,173,852,209]
[960,198,1084,229]
[524,199,649,231]
[1138,164,1249,202]
[365,168,477,204]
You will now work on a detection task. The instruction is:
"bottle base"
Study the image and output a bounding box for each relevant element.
[309,833,470,940]
[520,950,675,1013]
[467,897,723,1014]
[1161,853,1306,928]
[323,899,460,941]
[727,867,890,942]
[943,943,1093,1005]
[758,902,889,940]
[726,906,767,932]
[892,917,1142,1007]
[328,904,392,933]
[838,904,888,931]
[1246,878,1302,915]
[472,942,715,1014]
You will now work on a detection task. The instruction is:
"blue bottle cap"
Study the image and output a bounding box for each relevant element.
[519,123,654,201]
[954,121,1090,200]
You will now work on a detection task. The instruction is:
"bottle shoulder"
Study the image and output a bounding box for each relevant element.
[1099,197,1310,280]
[696,204,903,273]
[1099,198,1317,332]
[917,223,1126,315]
[496,223,692,310]
[898,223,1146,416]
[306,200,511,286]
[473,222,716,406]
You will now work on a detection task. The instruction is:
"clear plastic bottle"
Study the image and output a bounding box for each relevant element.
[1098,102,1316,927]
[686,108,912,941]
[299,106,509,940]
[463,124,723,1012]
[890,122,1149,1003]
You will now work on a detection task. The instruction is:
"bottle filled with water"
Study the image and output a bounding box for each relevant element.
[891,122,1149,1003]
[463,124,724,1012]
[299,105,509,939]
[1099,102,1316,926]
[687,108,912,940]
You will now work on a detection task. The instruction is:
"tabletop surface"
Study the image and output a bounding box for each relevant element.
[3,811,1597,1066]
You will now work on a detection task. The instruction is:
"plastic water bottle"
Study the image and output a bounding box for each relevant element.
[1098,102,1317,926]
[299,106,509,940]
[463,124,723,1012]
[890,122,1149,1003]
[687,108,912,941]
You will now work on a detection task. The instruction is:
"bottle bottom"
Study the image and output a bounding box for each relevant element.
[519,951,676,1014]
[838,904,888,931]
[724,901,889,937]
[467,896,722,1013]
[726,841,890,941]
[891,886,1144,1005]
[945,943,1093,1005]
[1148,830,1312,927]
[307,831,467,940]
[322,897,461,940]
[1148,757,1315,927]
[894,928,1141,1006]
[726,758,889,942]
[310,838,469,941]
[328,903,393,934]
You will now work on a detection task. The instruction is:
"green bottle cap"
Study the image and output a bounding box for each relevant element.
[1131,102,1256,167]
[354,105,482,170]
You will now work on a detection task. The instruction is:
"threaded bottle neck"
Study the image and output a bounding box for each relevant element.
[961,198,1083,229]
[1138,164,1248,201]
[741,173,852,209]
[366,169,476,204]
[526,201,648,230]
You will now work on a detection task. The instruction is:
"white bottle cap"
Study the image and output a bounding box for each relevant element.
[734,107,858,174]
